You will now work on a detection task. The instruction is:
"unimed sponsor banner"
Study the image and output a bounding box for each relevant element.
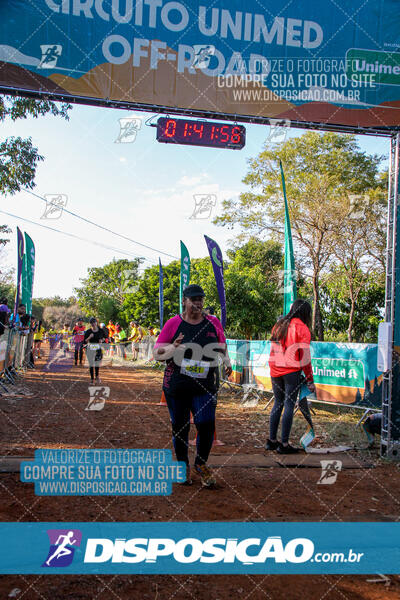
[0,522,399,574]
[1,1,400,129]
[228,340,382,407]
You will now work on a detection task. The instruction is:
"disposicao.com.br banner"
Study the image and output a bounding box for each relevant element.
[0,522,399,574]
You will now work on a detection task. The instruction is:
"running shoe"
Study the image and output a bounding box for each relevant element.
[277,443,301,454]
[178,464,192,486]
[265,439,279,451]
[194,463,216,488]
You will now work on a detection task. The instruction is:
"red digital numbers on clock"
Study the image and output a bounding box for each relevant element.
[231,126,242,144]
[193,123,204,138]
[220,125,230,143]
[157,118,245,149]
[164,119,177,137]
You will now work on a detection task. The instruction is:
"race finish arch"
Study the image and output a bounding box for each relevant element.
[1,0,400,457]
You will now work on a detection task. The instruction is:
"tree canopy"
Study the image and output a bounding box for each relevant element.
[74,258,142,323]
[0,96,71,195]
[214,131,386,340]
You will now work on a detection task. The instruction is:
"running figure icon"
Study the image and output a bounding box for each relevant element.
[45,531,77,566]
[39,44,62,68]
[42,528,82,567]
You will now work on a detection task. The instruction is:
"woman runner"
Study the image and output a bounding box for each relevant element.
[154,284,232,487]
[84,317,106,385]
[33,320,45,359]
[72,318,86,366]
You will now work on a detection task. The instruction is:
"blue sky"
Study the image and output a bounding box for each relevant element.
[1,104,390,298]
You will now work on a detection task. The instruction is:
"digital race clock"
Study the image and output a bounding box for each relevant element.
[156,117,246,150]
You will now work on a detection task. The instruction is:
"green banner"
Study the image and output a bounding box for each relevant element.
[281,161,297,315]
[346,49,400,86]
[21,233,35,315]
[312,358,364,388]
[179,241,190,311]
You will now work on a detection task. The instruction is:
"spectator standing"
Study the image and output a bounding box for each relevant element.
[267,299,315,454]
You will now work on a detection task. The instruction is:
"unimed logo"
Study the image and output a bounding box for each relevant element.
[83,536,314,564]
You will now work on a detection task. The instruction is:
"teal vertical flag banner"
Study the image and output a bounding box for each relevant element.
[21,253,28,314]
[13,227,24,321]
[179,241,190,311]
[21,233,35,315]
[280,161,297,315]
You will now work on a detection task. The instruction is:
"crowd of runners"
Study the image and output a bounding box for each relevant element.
[31,318,159,358]
[0,300,160,384]
[40,318,160,366]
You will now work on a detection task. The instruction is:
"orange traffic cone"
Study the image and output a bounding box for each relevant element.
[189,427,225,446]
[157,390,167,406]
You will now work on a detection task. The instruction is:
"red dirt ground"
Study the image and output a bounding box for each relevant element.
[0,344,399,599]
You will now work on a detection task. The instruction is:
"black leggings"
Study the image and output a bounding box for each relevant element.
[165,390,216,467]
[74,343,84,364]
[89,366,99,380]
[270,370,302,444]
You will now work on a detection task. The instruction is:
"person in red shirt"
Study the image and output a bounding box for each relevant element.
[266,299,315,454]
[72,318,86,366]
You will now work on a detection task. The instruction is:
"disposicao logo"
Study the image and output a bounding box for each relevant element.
[42,529,82,567]
[83,536,314,564]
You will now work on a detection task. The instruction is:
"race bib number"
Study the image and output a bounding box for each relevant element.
[180,358,209,379]
[88,343,101,350]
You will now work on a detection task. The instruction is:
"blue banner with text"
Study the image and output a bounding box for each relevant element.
[0,522,398,574]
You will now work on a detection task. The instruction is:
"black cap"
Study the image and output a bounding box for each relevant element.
[183,284,205,298]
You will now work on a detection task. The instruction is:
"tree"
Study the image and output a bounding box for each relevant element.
[0,96,71,255]
[320,268,385,342]
[0,96,71,195]
[227,237,282,273]
[32,296,79,322]
[0,225,11,246]
[98,297,120,324]
[184,241,283,338]
[214,132,385,340]
[224,240,283,338]
[0,266,15,305]
[42,304,81,329]
[362,170,388,273]
[75,258,142,320]
[121,261,180,327]
[324,170,386,341]
[121,238,284,337]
